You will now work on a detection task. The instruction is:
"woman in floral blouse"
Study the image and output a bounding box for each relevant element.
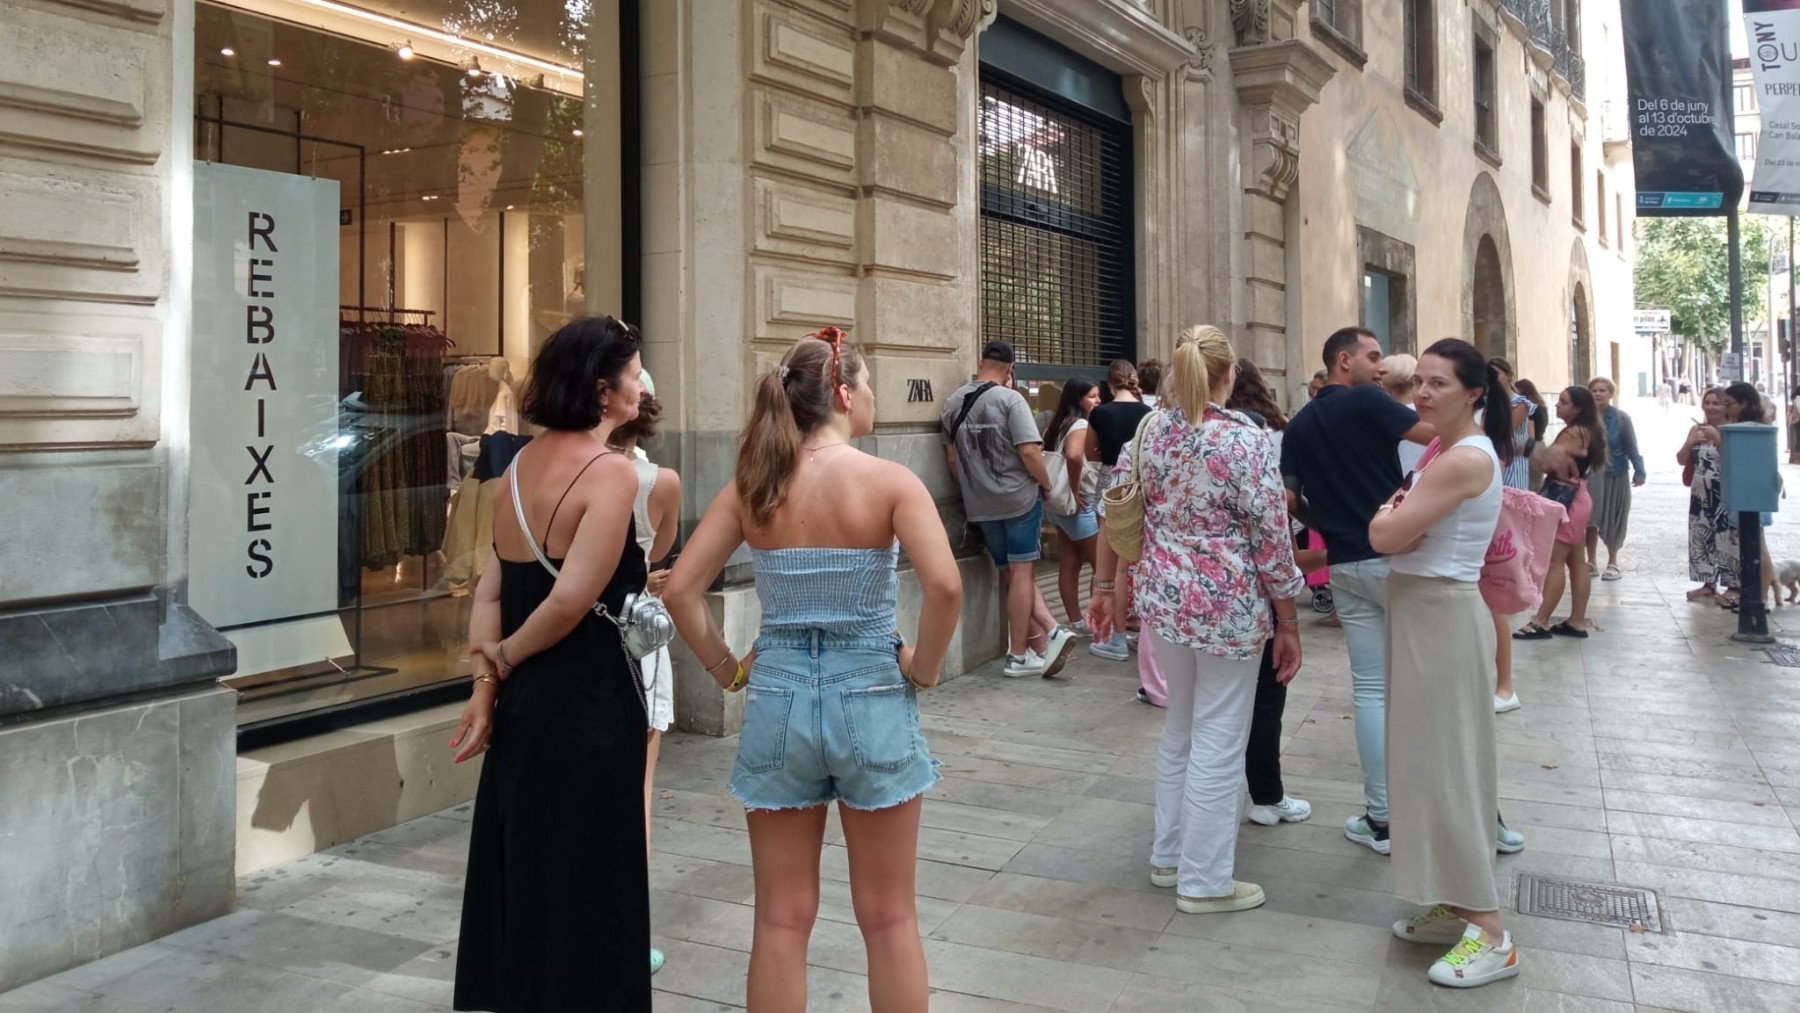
[1087,324,1303,917]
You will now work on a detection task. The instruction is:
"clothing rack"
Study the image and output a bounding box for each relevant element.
[340,305,437,319]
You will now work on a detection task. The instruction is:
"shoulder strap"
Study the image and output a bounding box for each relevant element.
[508,449,613,578]
[947,381,999,442]
[1127,408,1157,484]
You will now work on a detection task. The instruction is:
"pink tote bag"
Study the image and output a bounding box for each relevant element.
[1413,439,1565,616]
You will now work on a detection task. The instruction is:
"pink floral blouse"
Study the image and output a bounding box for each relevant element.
[1112,406,1304,660]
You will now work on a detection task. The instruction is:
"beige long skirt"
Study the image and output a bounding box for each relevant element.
[1386,571,1500,912]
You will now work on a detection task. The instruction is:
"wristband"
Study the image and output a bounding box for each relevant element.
[725,664,748,693]
[1095,580,1117,591]
[1275,617,1299,627]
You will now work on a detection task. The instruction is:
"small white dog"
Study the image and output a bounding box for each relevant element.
[1773,559,1800,607]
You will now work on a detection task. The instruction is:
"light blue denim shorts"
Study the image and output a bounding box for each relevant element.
[1049,504,1098,541]
[731,631,939,812]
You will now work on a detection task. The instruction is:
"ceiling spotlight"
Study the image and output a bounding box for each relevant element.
[505,204,514,210]
[267,58,281,66]
[421,195,439,201]
[220,47,235,57]
[571,128,584,137]
[396,42,414,60]
[379,147,411,155]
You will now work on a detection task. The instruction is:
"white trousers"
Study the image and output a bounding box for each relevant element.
[1149,631,1259,898]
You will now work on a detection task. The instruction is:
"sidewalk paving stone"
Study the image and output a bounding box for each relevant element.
[9,399,1800,1011]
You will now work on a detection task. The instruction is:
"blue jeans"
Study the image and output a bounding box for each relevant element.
[976,498,1045,566]
[1329,557,1390,823]
[730,630,939,812]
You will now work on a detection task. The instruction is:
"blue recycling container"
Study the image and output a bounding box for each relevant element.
[1721,422,1780,514]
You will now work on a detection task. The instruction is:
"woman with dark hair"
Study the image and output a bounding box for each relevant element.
[452,315,653,1011]
[1088,360,1152,662]
[1045,379,1103,629]
[1514,385,1608,639]
[1513,378,1551,488]
[606,377,682,977]
[1720,382,1775,610]
[1371,338,1519,988]
[1681,389,1731,603]
[1225,357,1311,829]
[664,327,962,1011]
[1138,358,1165,409]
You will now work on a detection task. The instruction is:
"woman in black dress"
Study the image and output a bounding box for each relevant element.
[449,315,652,1012]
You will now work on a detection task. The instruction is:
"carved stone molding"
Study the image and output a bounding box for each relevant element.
[1230,0,1269,46]
[926,0,993,41]
[1183,23,1213,75]
[1229,39,1335,202]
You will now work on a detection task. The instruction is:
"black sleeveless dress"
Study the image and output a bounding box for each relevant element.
[454,520,651,1012]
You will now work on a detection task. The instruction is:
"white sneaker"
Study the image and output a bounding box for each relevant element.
[1150,865,1178,889]
[1247,796,1313,826]
[1069,620,1091,637]
[1041,626,1077,678]
[1494,693,1521,714]
[1002,650,1048,678]
[1176,881,1265,915]
[1393,904,1467,945]
[1427,924,1519,988]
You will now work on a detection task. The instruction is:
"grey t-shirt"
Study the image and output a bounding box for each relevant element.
[940,380,1042,523]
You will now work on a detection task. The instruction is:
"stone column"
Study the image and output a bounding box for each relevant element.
[643,0,998,736]
[1228,37,1333,398]
[0,0,237,991]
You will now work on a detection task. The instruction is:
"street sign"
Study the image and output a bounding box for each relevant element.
[1721,351,1743,382]
[1634,309,1672,334]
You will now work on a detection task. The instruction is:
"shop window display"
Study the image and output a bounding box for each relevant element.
[188,0,604,731]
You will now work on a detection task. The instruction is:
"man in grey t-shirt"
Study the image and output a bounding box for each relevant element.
[941,341,1073,678]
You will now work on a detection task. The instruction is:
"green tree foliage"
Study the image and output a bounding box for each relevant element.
[1633,216,1775,352]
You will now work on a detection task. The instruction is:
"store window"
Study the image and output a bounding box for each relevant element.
[187,0,621,735]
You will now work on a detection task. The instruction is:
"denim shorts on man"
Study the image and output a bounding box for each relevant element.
[730,631,939,812]
[976,497,1045,567]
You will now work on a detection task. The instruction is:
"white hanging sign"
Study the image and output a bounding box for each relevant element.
[189,163,341,630]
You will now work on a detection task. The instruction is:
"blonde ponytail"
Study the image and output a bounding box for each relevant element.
[1170,325,1234,417]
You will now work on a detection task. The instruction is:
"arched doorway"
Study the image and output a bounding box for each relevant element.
[1570,283,1592,384]
[1461,173,1516,363]
[1472,235,1505,357]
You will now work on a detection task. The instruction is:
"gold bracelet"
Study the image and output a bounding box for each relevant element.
[474,673,500,687]
[496,640,515,674]
[705,650,735,675]
[725,664,748,692]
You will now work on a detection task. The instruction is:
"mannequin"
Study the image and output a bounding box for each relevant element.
[485,357,518,435]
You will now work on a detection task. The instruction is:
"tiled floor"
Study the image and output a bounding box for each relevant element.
[7,400,1800,1012]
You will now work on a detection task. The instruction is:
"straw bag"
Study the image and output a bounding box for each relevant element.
[1102,410,1157,561]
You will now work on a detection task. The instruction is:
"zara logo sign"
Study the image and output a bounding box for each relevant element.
[906,379,935,403]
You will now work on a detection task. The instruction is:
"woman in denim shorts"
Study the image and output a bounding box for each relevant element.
[666,327,963,1011]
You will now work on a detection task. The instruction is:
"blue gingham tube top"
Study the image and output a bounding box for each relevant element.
[751,544,899,637]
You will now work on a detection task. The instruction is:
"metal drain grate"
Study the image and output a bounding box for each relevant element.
[1516,874,1663,932]
[1766,645,1800,668]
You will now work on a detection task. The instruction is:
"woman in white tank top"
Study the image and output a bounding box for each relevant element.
[1366,339,1520,990]
[606,375,682,978]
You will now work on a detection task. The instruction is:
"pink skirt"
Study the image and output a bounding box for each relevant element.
[1555,482,1592,545]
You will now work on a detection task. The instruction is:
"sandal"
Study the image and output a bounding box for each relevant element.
[1602,564,1622,581]
[1512,623,1552,640]
[1719,592,1742,610]
[1549,621,1589,638]
[1686,586,1717,601]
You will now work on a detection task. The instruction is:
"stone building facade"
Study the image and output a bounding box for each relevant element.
[0,0,1633,989]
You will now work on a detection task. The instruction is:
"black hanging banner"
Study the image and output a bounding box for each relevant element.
[1620,0,1744,215]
